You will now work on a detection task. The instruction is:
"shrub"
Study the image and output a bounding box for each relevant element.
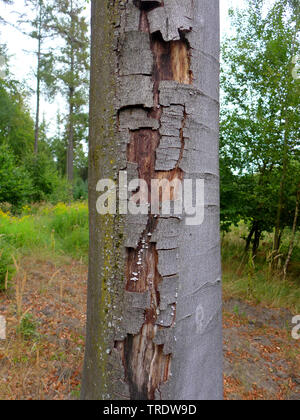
[73,177,88,201]
[24,152,72,204]
[48,177,73,204]
[0,236,15,291]
[0,144,32,210]
[17,313,39,340]
[47,202,88,238]
[0,202,89,270]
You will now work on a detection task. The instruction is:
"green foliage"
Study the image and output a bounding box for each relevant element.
[0,81,35,159]
[0,238,15,291]
[220,0,300,251]
[25,153,59,202]
[48,202,89,256]
[0,202,89,290]
[43,0,90,181]
[0,202,88,265]
[222,224,300,313]
[17,314,39,340]
[0,143,72,208]
[0,1,90,210]
[21,0,58,99]
[48,177,73,204]
[73,177,88,201]
[24,152,72,203]
[220,160,241,232]
[0,144,32,209]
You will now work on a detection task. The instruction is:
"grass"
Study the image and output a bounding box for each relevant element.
[0,202,88,289]
[0,203,88,399]
[0,257,87,400]
[1,203,299,313]
[17,314,39,341]
[222,222,300,314]
[0,204,299,400]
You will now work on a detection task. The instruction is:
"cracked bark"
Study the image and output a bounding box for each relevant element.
[81,0,222,401]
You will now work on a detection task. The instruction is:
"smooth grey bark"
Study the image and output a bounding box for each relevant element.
[81,0,222,401]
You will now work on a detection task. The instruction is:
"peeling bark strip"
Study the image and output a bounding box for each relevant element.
[82,0,222,401]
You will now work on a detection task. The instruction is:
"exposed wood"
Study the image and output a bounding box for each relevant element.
[121,8,187,397]
[82,0,222,401]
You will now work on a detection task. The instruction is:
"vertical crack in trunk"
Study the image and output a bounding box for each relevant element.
[115,3,192,400]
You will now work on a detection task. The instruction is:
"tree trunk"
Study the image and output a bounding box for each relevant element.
[34,7,42,155]
[245,222,256,252]
[252,226,261,257]
[81,0,222,401]
[67,87,74,184]
[283,185,300,280]
[67,0,75,184]
[274,123,289,253]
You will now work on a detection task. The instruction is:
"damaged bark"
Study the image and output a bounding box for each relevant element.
[81,0,222,401]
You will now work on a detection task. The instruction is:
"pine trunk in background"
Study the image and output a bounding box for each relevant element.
[34,27,41,155]
[82,0,222,400]
[66,0,75,184]
[34,1,43,155]
[67,86,74,184]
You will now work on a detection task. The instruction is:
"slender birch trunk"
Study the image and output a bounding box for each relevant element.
[81,0,222,401]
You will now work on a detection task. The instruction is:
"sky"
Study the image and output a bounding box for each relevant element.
[0,0,245,136]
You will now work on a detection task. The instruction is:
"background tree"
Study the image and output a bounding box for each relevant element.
[221,0,300,258]
[283,183,300,279]
[47,0,89,184]
[0,143,32,208]
[0,78,35,158]
[0,0,89,202]
[0,54,72,208]
[20,0,56,154]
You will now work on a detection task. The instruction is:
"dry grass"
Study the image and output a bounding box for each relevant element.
[0,254,299,400]
[0,257,87,400]
[222,223,300,314]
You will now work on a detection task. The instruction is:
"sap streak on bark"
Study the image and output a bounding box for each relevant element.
[82,0,222,401]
